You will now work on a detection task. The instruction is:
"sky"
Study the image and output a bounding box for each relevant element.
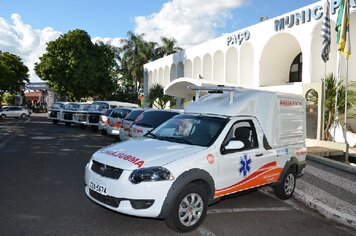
[0,0,319,82]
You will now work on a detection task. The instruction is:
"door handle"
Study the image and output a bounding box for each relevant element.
[255,153,263,157]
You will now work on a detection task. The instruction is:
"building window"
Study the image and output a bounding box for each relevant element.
[289,53,302,83]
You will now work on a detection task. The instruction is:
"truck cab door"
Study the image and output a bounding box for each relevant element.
[214,118,278,198]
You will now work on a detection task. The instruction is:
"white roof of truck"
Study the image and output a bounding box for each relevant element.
[185,86,306,148]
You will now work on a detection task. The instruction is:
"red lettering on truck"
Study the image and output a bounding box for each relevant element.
[99,150,145,168]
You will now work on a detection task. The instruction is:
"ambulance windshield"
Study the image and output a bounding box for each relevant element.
[149,114,228,147]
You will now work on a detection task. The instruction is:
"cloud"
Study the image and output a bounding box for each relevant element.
[0,13,61,82]
[134,0,247,48]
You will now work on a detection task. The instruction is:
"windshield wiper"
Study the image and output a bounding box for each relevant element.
[159,136,193,145]
[145,132,158,139]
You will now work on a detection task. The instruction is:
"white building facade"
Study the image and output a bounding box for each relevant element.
[143,0,356,140]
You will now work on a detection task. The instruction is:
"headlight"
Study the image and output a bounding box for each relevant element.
[129,166,174,184]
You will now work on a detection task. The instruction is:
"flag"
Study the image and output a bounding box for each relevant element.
[321,0,331,63]
[335,0,351,59]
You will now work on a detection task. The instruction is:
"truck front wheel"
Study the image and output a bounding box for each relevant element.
[165,183,208,233]
[273,167,296,200]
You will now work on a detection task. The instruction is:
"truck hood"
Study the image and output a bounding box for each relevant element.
[92,138,205,170]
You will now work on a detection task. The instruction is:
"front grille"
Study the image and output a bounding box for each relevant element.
[88,114,100,123]
[78,114,87,121]
[50,111,58,118]
[63,113,73,120]
[89,189,120,208]
[91,160,123,179]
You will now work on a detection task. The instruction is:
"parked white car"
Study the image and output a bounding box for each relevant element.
[60,102,91,127]
[0,106,30,119]
[98,109,113,134]
[129,109,181,138]
[72,103,92,129]
[85,86,307,232]
[118,108,145,141]
[48,102,67,124]
[105,107,135,138]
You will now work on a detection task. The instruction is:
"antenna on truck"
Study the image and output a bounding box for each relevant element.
[188,85,239,104]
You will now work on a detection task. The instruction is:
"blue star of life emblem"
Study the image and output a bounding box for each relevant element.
[239,154,252,177]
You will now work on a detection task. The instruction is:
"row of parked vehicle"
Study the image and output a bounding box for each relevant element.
[47,100,181,141]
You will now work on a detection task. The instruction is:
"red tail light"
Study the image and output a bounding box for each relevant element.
[101,116,109,124]
[110,122,122,129]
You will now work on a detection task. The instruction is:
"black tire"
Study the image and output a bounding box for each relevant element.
[114,135,121,141]
[273,167,296,200]
[52,120,58,124]
[100,129,107,135]
[20,113,27,119]
[65,122,71,127]
[0,114,6,119]
[91,126,98,132]
[79,124,86,129]
[165,183,208,233]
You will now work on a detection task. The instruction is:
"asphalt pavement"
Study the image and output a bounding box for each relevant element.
[294,154,356,230]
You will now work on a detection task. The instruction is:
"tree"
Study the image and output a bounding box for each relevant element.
[154,37,183,59]
[2,93,16,105]
[148,83,175,109]
[108,76,138,104]
[34,29,119,101]
[119,31,156,96]
[310,73,356,140]
[0,51,29,93]
[91,41,120,99]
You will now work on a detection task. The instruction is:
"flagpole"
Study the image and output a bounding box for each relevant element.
[321,0,331,141]
[334,51,341,142]
[344,59,349,163]
[322,63,326,140]
[335,0,351,163]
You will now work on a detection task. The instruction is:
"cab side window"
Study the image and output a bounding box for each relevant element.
[221,120,258,154]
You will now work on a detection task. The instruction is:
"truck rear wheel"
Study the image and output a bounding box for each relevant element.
[165,183,208,233]
[273,167,296,200]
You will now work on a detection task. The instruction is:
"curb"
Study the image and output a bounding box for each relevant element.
[306,154,356,175]
[294,189,356,230]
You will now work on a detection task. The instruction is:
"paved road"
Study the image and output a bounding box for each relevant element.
[0,116,355,236]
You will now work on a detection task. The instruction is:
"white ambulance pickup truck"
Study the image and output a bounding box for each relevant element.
[84,86,307,232]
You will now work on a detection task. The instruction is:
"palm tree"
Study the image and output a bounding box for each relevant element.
[148,83,175,109]
[154,37,183,59]
[310,73,356,140]
[119,31,156,95]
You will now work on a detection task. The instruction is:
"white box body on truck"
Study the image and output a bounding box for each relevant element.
[84,86,307,232]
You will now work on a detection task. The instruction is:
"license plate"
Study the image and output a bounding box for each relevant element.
[112,129,120,134]
[89,179,107,195]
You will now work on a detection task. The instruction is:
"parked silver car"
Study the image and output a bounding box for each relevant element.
[0,106,30,119]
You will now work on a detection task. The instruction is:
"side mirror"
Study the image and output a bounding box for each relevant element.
[225,140,244,150]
